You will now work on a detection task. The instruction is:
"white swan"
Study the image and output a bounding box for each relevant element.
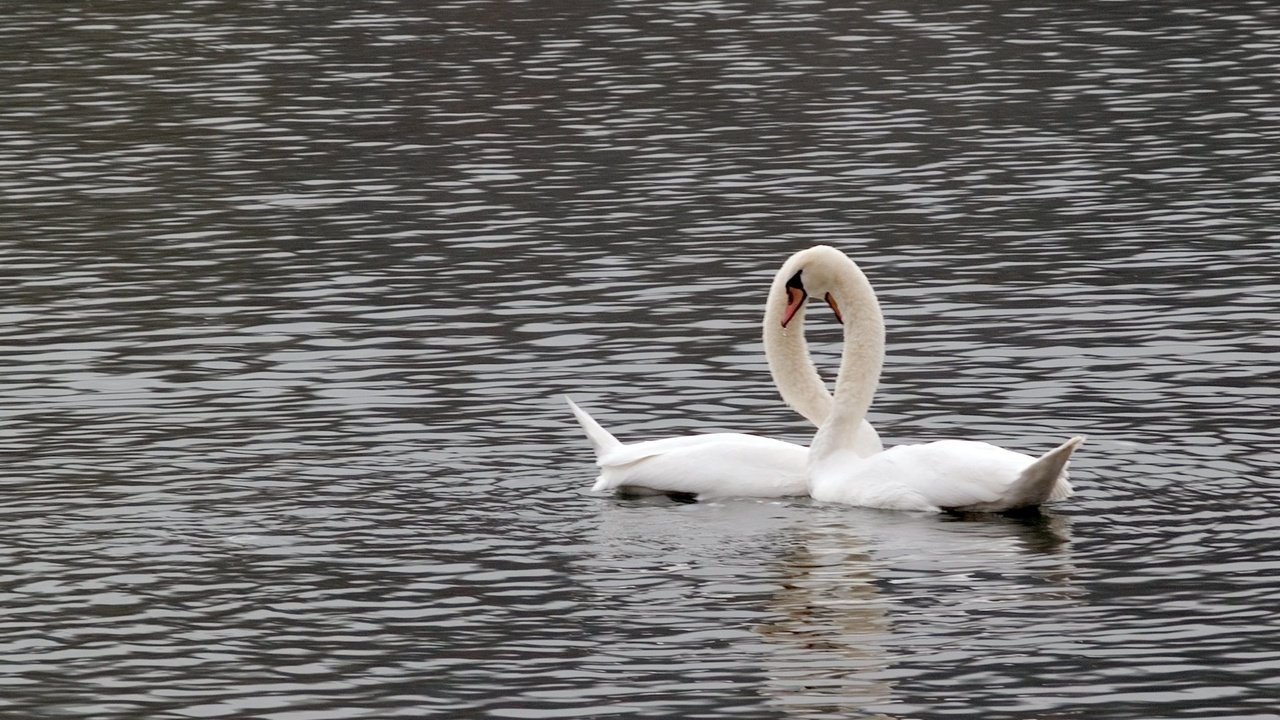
[567,399,811,497]
[787,245,1082,512]
[567,250,883,498]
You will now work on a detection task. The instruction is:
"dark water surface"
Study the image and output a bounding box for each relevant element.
[2,2,1278,718]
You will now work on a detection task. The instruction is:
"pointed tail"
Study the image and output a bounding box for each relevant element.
[1011,435,1084,507]
[565,396,622,458]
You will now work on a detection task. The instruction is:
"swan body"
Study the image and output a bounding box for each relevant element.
[566,251,883,498]
[568,397,808,497]
[787,245,1081,512]
[809,437,1082,513]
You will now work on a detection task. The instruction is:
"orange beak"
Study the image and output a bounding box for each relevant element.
[781,286,806,328]
[825,292,843,324]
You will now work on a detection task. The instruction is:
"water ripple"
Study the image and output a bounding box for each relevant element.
[1,1,1278,718]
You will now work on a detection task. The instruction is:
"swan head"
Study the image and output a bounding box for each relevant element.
[773,245,861,328]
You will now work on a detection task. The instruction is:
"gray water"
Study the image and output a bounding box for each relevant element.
[2,2,1278,718]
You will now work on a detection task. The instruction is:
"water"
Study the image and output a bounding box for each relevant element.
[1,1,1278,718]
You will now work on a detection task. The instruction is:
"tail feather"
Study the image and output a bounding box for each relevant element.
[1011,435,1084,507]
[565,396,622,458]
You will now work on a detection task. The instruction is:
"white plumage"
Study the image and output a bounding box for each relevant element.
[564,249,882,499]
[568,245,1083,511]
[790,246,1082,512]
[568,397,809,497]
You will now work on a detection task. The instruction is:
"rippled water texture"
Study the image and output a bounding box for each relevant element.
[1,1,1278,718]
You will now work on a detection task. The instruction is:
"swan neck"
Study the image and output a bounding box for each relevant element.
[810,267,884,460]
[763,269,833,428]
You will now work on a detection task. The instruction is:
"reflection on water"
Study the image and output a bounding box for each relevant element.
[1,0,1278,718]
[756,509,1076,719]
[757,516,895,718]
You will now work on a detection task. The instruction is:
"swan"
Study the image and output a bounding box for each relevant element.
[787,245,1082,512]
[567,398,811,497]
[567,250,884,498]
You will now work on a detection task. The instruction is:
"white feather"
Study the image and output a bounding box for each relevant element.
[792,246,1082,512]
[564,248,882,498]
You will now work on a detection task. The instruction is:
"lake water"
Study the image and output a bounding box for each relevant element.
[1,1,1278,718]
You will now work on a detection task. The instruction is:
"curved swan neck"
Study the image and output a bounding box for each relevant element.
[809,259,885,461]
[763,270,833,428]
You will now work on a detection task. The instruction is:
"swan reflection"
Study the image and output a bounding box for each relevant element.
[578,498,1076,718]
[755,506,1075,718]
